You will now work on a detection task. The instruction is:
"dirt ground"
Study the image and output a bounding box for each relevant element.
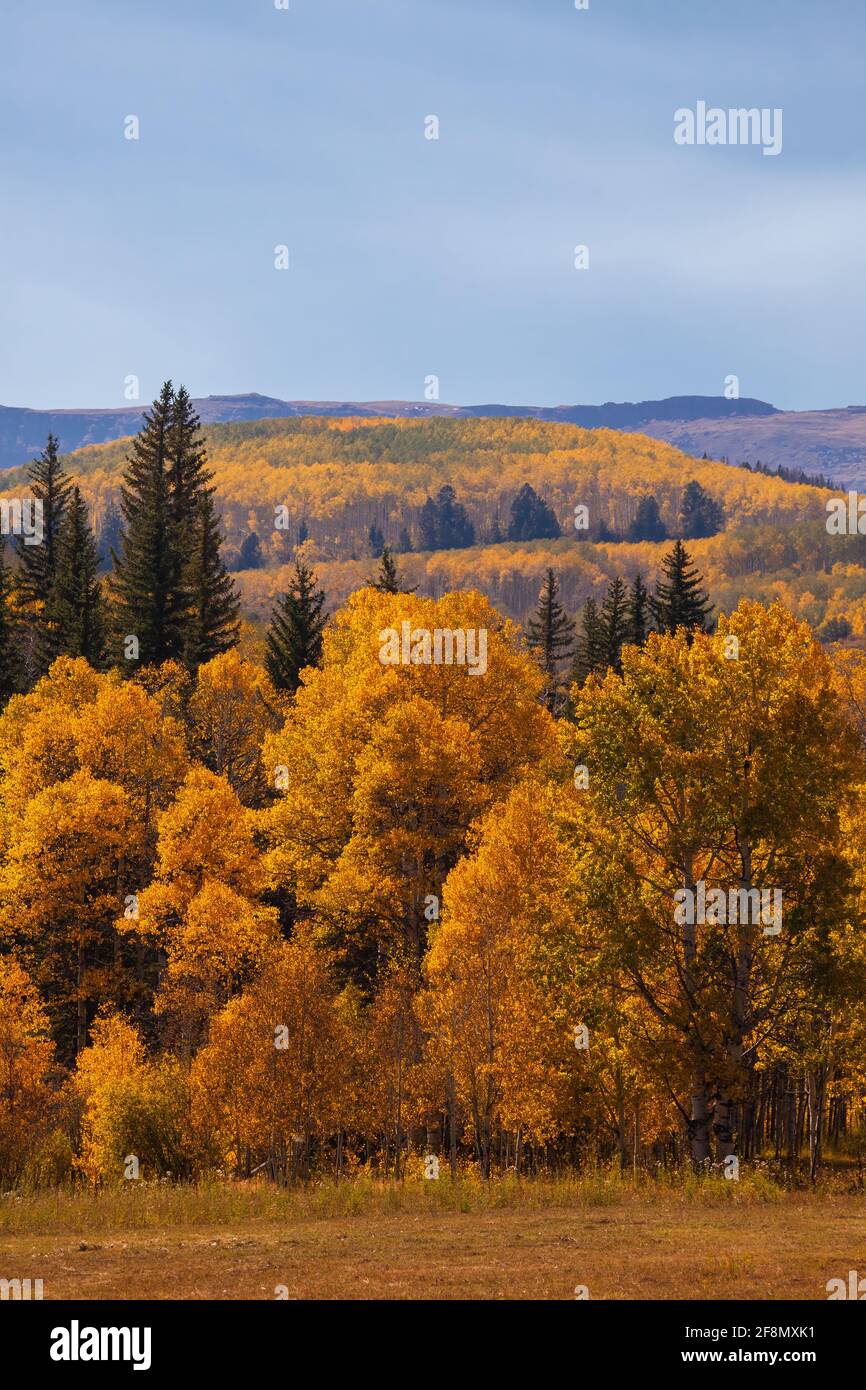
[2,1196,862,1299]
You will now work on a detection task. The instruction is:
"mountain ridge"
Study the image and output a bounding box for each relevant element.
[6,392,866,485]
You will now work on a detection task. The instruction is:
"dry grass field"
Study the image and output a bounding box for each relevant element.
[1,1175,862,1300]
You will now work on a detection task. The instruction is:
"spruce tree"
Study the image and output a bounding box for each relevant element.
[46,485,106,666]
[679,481,725,539]
[183,493,241,667]
[110,382,186,666]
[15,433,72,606]
[527,568,575,712]
[627,572,651,647]
[265,559,327,693]
[436,484,474,548]
[369,546,416,594]
[168,385,211,539]
[238,532,263,570]
[627,494,667,543]
[0,539,21,704]
[572,597,606,687]
[508,484,561,542]
[97,498,123,574]
[418,496,439,551]
[600,576,630,675]
[650,540,713,635]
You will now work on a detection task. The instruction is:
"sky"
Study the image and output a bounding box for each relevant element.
[1,0,864,411]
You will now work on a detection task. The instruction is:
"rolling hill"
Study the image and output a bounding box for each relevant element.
[4,414,865,638]
[6,392,866,485]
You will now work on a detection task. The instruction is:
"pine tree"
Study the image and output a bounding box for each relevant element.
[238,532,263,570]
[679,480,725,539]
[418,496,439,551]
[600,576,630,675]
[168,385,211,539]
[97,498,123,574]
[110,382,186,667]
[627,572,651,647]
[15,434,72,606]
[628,494,667,542]
[368,523,385,558]
[572,597,606,687]
[436,485,474,548]
[183,493,241,667]
[0,539,21,704]
[46,485,106,666]
[508,484,561,542]
[650,540,713,636]
[526,569,575,712]
[265,559,327,693]
[369,546,416,594]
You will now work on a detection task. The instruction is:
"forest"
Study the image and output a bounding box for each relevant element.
[1,389,866,1191]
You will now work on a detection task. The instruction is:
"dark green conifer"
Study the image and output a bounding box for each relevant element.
[265,559,327,693]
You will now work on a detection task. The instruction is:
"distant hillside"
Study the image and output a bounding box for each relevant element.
[0,393,775,471]
[6,391,866,484]
[5,413,865,636]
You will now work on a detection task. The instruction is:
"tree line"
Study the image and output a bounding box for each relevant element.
[526,540,713,712]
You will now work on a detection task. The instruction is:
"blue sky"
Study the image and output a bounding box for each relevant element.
[1,0,864,410]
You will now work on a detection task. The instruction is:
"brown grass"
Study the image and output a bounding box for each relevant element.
[0,1174,862,1300]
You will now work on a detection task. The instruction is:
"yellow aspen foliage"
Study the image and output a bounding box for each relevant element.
[120,768,279,1047]
[562,599,862,1164]
[0,955,57,1184]
[73,1010,199,1183]
[188,648,283,806]
[355,961,424,1174]
[0,769,131,1060]
[263,588,557,982]
[191,930,350,1180]
[74,1011,145,1183]
[420,780,582,1172]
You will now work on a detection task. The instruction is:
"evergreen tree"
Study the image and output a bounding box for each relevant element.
[297,519,309,546]
[237,531,263,570]
[627,572,651,647]
[15,434,72,607]
[628,494,667,543]
[97,498,123,574]
[571,597,606,687]
[487,513,504,544]
[46,485,106,666]
[679,480,725,539]
[397,526,413,554]
[600,576,630,675]
[418,485,475,551]
[650,540,713,636]
[168,385,211,539]
[418,496,439,551]
[369,546,416,594]
[110,382,186,667]
[183,493,241,667]
[508,484,561,542]
[526,568,575,712]
[368,523,385,558]
[265,559,327,693]
[436,484,475,548]
[0,539,21,703]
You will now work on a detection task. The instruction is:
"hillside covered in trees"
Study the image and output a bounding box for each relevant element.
[4,414,865,638]
[2,394,866,1191]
